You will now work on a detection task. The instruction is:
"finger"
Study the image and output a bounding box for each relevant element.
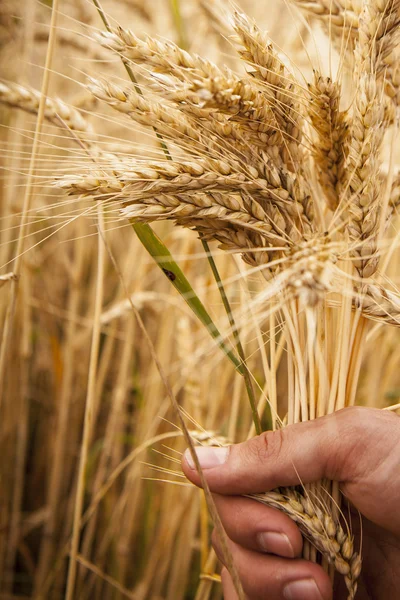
[221,568,240,600]
[213,494,303,558]
[213,535,332,600]
[182,407,398,496]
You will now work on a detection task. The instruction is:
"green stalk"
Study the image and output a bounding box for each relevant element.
[201,239,262,434]
[133,224,244,374]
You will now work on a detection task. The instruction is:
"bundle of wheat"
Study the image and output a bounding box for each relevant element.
[51,4,400,598]
[2,0,400,598]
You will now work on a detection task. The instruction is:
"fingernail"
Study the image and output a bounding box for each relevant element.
[257,532,294,558]
[184,446,229,469]
[283,579,323,600]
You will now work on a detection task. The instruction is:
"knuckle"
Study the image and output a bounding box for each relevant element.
[327,407,384,480]
[242,429,285,466]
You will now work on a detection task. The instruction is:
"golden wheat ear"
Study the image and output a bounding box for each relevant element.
[252,488,361,600]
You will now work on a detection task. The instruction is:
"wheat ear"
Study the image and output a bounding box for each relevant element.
[358,284,400,326]
[231,11,302,165]
[292,0,362,26]
[340,0,399,278]
[0,82,92,134]
[251,488,361,600]
[307,73,347,210]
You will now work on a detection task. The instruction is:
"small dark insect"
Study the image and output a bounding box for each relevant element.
[162,268,176,281]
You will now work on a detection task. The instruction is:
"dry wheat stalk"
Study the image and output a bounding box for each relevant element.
[341,72,384,279]
[87,78,204,145]
[362,0,400,107]
[115,157,310,220]
[355,0,400,73]
[355,0,400,106]
[93,27,222,81]
[57,158,303,224]
[55,172,124,197]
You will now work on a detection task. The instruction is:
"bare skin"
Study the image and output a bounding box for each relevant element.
[182,407,400,600]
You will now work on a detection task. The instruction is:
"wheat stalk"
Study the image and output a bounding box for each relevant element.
[94,25,303,158]
[358,283,400,325]
[87,78,205,146]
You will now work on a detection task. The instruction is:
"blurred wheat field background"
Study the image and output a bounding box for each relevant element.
[1,0,400,599]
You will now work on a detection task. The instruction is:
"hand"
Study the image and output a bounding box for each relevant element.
[182,407,400,600]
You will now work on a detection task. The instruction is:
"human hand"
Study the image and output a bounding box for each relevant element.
[182,407,400,600]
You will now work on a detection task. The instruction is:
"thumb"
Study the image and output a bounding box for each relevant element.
[182,407,398,497]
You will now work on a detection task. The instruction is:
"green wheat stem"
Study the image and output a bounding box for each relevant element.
[201,239,262,434]
[132,223,244,374]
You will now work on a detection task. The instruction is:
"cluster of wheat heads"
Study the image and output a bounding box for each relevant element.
[2,0,400,598]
